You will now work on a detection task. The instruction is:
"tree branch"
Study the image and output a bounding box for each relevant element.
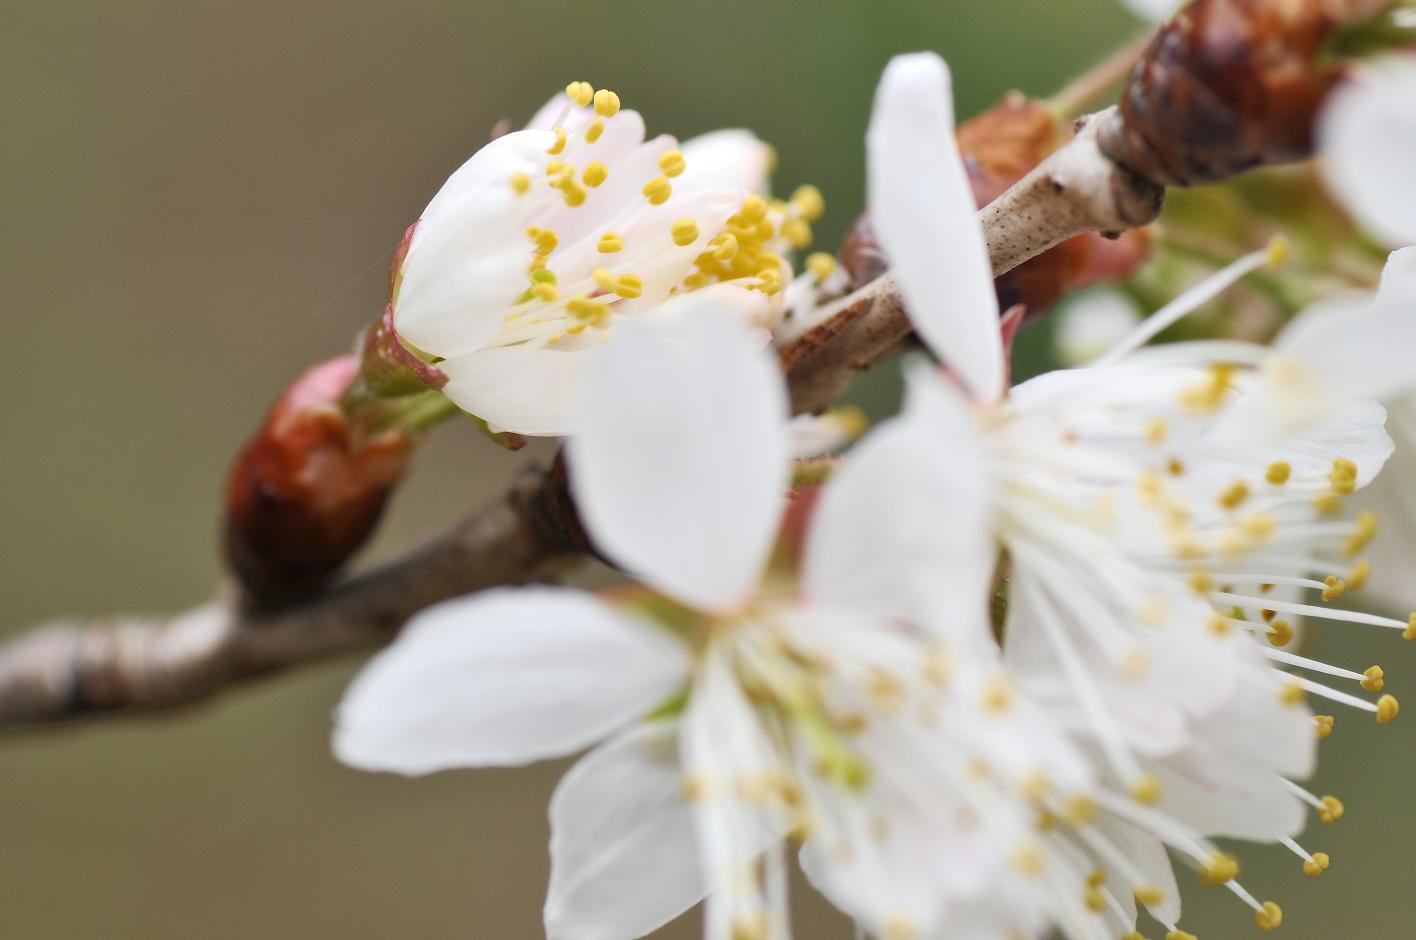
[0,106,1163,727]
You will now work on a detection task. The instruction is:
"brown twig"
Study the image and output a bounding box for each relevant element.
[0,106,1164,727]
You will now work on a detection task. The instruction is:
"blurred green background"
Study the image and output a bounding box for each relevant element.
[2,1,1412,937]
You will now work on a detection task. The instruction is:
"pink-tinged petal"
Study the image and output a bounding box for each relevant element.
[333,587,688,774]
[867,53,1003,402]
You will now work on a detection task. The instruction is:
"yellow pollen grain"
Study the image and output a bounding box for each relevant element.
[1361,665,1385,692]
[612,274,643,299]
[1265,461,1291,485]
[1134,886,1165,907]
[710,232,739,261]
[565,81,594,107]
[1303,851,1331,877]
[1121,648,1150,679]
[1021,770,1052,803]
[531,282,558,302]
[1267,620,1294,647]
[584,118,605,143]
[1207,614,1232,637]
[592,88,620,117]
[560,180,588,207]
[1167,456,1186,476]
[1319,794,1344,823]
[670,218,700,246]
[1200,851,1239,885]
[882,916,918,940]
[1010,842,1046,876]
[740,193,768,222]
[597,232,623,253]
[791,184,825,222]
[547,126,567,155]
[592,268,615,291]
[807,251,837,282]
[1255,900,1283,932]
[1131,774,1163,805]
[1345,511,1379,557]
[980,676,1014,713]
[1084,887,1106,912]
[643,176,672,205]
[1377,693,1400,724]
[1347,559,1371,591]
[1242,513,1277,541]
[1314,490,1344,515]
[1061,794,1098,826]
[1188,571,1214,594]
[781,217,812,250]
[582,161,608,188]
[1144,417,1168,444]
[1281,682,1307,707]
[527,228,558,255]
[1122,933,1150,940]
[1166,932,1198,940]
[657,149,686,178]
[1405,613,1416,641]
[1314,714,1335,740]
[1322,575,1346,602]
[1218,481,1250,510]
[510,172,531,195]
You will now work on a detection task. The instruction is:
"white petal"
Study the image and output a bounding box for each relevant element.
[1319,59,1416,247]
[1092,815,1180,927]
[568,311,789,612]
[805,364,995,652]
[1154,743,1307,841]
[333,587,688,774]
[677,129,773,196]
[1120,0,1179,21]
[867,53,1003,402]
[545,722,706,940]
[439,343,588,437]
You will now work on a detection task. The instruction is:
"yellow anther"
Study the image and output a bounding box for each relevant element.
[1200,851,1239,885]
[592,88,621,117]
[1144,417,1168,444]
[1266,620,1294,647]
[643,176,672,205]
[1218,481,1250,510]
[1131,774,1163,805]
[1165,932,1198,940]
[510,172,531,195]
[1010,842,1046,875]
[582,162,608,188]
[740,193,768,222]
[791,184,826,222]
[1084,886,1106,912]
[1207,614,1232,637]
[592,268,615,291]
[679,773,708,802]
[1188,571,1214,594]
[1255,900,1283,931]
[1318,794,1344,823]
[1139,594,1171,626]
[547,126,567,155]
[881,916,918,940]
[657,149,686,178]
[1035,809,1057,831]
[731,913,768,940]
[565,81,594,107]
[612,274,643,299]
[980,676,1014,713]
[1303,851,1331,877]
[1347,559,1371,591]
[1406,613,1416,640]
[527,228,559,255]
[584,118,605,144]
[683,271,710,291]
[710,233,739,261]
[1265,461,1291,485]
[1261,608,1277,623]
[1134,886,1165,907]
[1330,458,1358,495]
[1122,933,1151,940]
[1314,491,1344,515]
[1242,513,1277,541]
[1281,682,1307,707]
[1321,575,1346,602]
[1021,770,1052,803]
[1264,234,1290,269]
[1314,714,1335,740]
[528,253,549,272]
[1377,693,1400,724]
[1062,794,1099,826]
[531,282,559,302]
[566,295,612,327]
[1121,648,1150,678]
[1361,665,1385,692]
[1167,456,1186,476]
[561,180,588,207]
[670,218,700,246]
[781,217,812,250]
[807,252,837,282]
[1345,511,1378,557]
[597,232,623,253]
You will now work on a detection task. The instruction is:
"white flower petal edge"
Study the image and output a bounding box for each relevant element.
[333,587,688,774]
[546,721,706,940]
[678,129,775,196]
[1319,58,1416,247]
[568,312,789,613]
[867,52,1003,402]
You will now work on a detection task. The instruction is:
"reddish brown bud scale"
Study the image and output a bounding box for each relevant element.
[1102,0,1345,187]
[841,93,1152,318]
[388,222,418,302]
[225,357,413,607]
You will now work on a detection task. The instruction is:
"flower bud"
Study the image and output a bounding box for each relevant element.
[1102,0,1346,187]
[224,357,413,607]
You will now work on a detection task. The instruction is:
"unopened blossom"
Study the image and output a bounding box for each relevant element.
[1319,56,1416,247]
[392,81,821,436]
[335,307,1116,940]
[868,50,1410,935]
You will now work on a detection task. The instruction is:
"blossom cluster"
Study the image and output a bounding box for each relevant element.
[330,40,1416,940]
